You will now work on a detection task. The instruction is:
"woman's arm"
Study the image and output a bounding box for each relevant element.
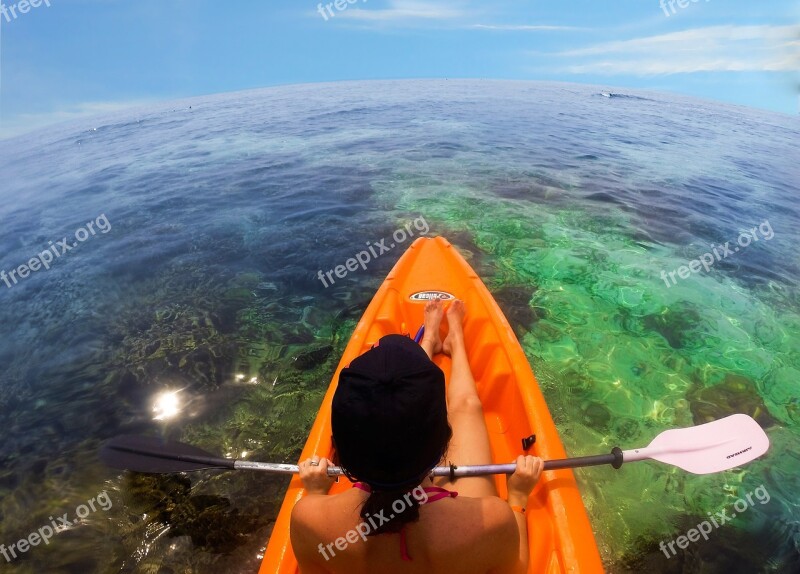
[506,455,544,573]
[291,498,333,574]
[291,456,337,573]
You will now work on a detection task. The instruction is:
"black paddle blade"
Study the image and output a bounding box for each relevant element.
[100,435,235,473]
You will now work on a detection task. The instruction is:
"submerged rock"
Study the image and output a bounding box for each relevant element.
[492,284,543,334]
[291,344,333,370]
[169,494,259,553]
[123,472,261,553]
[580,400,613,433]
[687,373,776,428]
[643,304,702,350]
[110,303,236,393]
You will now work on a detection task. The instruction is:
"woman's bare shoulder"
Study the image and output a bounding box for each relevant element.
[292,493,343,525]
[291,495,347,554]
[436,496,517,543]
[428,496,518,569]
[290,494,322,539]
[291,491,363,536]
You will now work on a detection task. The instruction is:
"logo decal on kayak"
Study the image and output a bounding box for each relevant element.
[409,290,455,301]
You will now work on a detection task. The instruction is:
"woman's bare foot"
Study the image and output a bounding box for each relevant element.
[442,299,467,357]
[419,298,445,359]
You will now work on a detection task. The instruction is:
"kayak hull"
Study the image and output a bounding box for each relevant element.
[259,236,604,573]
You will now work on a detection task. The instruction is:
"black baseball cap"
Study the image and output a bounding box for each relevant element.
[331,334,450,489]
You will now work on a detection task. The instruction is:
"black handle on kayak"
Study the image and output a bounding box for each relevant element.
[542,447,624,471]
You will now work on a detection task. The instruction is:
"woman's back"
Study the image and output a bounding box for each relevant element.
[290,488,520,574]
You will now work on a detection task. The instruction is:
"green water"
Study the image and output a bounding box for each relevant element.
[379,176,799,571]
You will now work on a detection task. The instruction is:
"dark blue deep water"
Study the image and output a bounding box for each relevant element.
[0,80,798,573]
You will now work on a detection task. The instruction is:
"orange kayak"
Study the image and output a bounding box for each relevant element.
[259,236,604,573]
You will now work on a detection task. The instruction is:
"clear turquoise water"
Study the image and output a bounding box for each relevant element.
[0,80,797,573]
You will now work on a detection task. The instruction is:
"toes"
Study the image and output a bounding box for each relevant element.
[446,299,465,317]
[425,298,445,322]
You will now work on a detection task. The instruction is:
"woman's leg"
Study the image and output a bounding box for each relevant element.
[419,298,444,359]
[438,300,497,497]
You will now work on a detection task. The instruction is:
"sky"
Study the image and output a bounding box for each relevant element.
[0,0,797,139]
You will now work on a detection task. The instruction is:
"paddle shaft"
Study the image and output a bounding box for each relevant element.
[106,439,625,476]
[236,448,624,477]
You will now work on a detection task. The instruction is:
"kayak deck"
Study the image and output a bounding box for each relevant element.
[259,236,603,573]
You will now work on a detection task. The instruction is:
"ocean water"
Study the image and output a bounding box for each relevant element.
[0,80,798,573]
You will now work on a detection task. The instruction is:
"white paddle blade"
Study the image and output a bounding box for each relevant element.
[623,414,770,474]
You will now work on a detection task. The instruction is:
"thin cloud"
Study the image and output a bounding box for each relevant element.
[553,25,800,75]
[317,1,577,31]
[471,24,579,32]
[338,1,464,22]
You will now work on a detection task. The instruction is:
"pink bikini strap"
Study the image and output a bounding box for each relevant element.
[421,485,458,503]
[351,482,458,562]
[400,527,412,561]
[352,482,458,500]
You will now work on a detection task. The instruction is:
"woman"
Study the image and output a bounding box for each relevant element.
[290,299,543,573]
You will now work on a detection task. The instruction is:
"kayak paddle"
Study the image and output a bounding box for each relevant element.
[101,414,768,478]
